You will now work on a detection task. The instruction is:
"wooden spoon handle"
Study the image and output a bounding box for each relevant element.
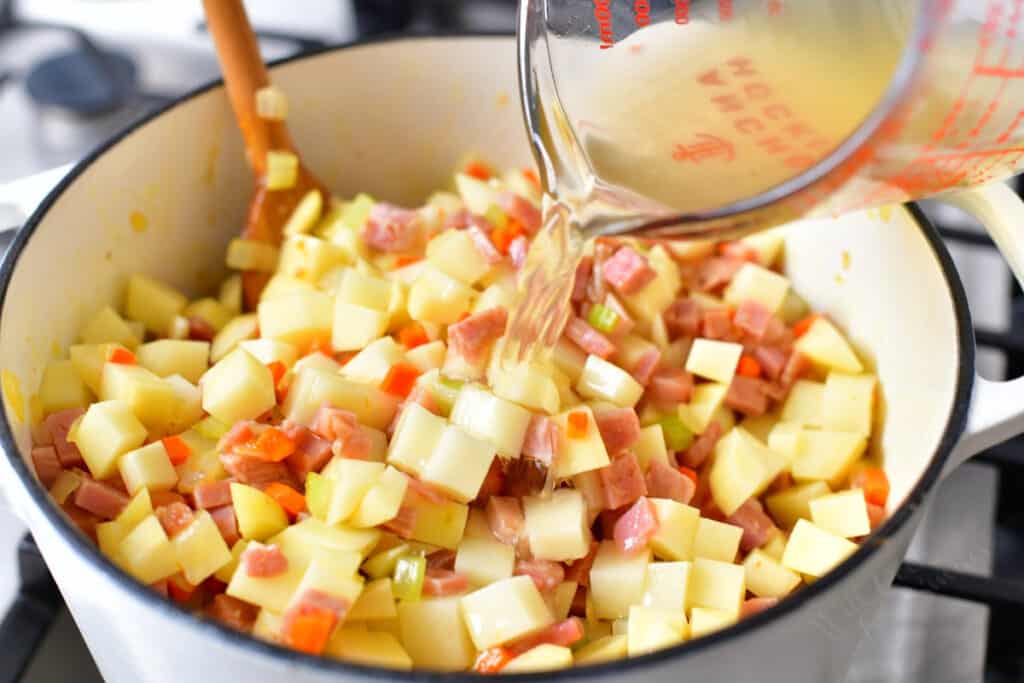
[202,0,292,175]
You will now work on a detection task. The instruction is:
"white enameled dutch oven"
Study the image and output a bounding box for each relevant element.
[0,35,1023,683]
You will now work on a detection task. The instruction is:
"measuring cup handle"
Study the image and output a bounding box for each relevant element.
[940,183,1024,471]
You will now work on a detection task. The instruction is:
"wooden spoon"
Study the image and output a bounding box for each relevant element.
[202,0,325,310]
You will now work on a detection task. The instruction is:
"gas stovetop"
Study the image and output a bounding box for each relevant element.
[0,2,1018,682]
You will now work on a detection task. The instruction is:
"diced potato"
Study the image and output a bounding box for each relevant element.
[460,575,554,649]
[79,306,140,349]
[761,533,787,561]
[780,380,825,427]
[810,489,870,538]
[407,494,468,550]
[621,246,680,328]
[387,403,446,476]
[272,517,379,567]
[782,519,858,577]
[455,535,515,587]
[184,298,232,333]
[689,607,736,639]
[238,338,297,367]
[323,460,385,525]
[284,367,398,430]
[407,266,475,325]
[332,302,390,352]
[200,348,275,425]
[642,561,691,613]
[648,499,700,561]
[227,238,280,272]
[822,372,876,435]
[293,352,341,375]
[125,274,187,336]
[765,481,832,528]
[574,634,628,665]
[71,400,147,479]
[551,406,610,479]
[96,489,152,563]
[489,360,561,415]
[422,425,495,503]
[342,337,405,385]
[552,338,587,383]
[739,228,785,266]
[590,541,651,619]
[523,489,591,562]
[226,543,306,612]
[337,267,391,310]
[251,608,283,643]
[450,384,532,458]
[281,190,323,236]
[455,172,499,214]
[677,383,729,434]
[738,412,778,443]
[210,314,259,363]
[278,235,349,283]
[688,558,744,615]
[218,275,243,314]
[685,339,743,384]
[504,644,574,673]
[404,340,446,373]
[136,340,209,385]
[348,578,397,621]
[120,514,179,584]
[723,263,790,313]
[709,428,782,516]
[398,597,476,671]
[173,510,232,585]
[473,281,516,316]
[631,423,670,470]
[69,343,126,394]
[98,363,182,435]
[794,318,864,373]
[766,422,804,464]
[215,539,249,583]
[325,629,413,670]
[290,552,364,614]
[778,289,810,324]
[38,360,92,415]
[547,580,578,621]
[693,517,742,563]
[231,483,289,541]
[257,290,334,349]
[576,354,644,408]
[743,549,801,598]
[612,335,659,379]
[50,469,85,506]
[261,274,317,302]
[119,442,178,495]
[628,605,686,656]
[427,230,491,285]
[349,466,408,528]
[791,430,867,484]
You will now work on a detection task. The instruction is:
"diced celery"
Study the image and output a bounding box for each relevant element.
[392,553,426,602]
[587,304,620,335]
[341,194,376,231]
[306,472,334,521]
[266,150,298,190]
[364,543,412,580]
[194,416,229,441]
[484,205,508,230]
[659,414,694,452]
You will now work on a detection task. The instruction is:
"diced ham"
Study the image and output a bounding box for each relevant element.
[696,257,744,292]
[509,617,585,656]
[497,191,542,234]
[613,496,660,554]
[701,308,733,340]
[679,421,723,468]
[188,316,215,342]
[762,316,793,347]
[522,415,561,465]
[362,202,423,253]
[564,315,617,359]
[598,453,647,509]
[645,461,695,504]
[150,491,186,508]
[156,502,195,538]
[193,480,233,509]
[572,256,593,303]
[44,408,84,467]
[867,503,886,530]
[603,293,636,338]
[426,549,456,571]
[422,568,469,597]
[594,407,641,455]
[753,345,788,381]
[286,428,333,480]
[466,224,504,265]
[631,347,662,386]
[447,307,508,364]
[741,597,778,619]
[62,501,99,540]
[647,368,694,404]
[725,498,777,552]
[31,446,61,487]
[242,543,289,578]
[332,428,373,461]
[209,505,240,546]
[381,504,417,538]
[502,457,548,499]
[150,580,169,597]
[664,298,701,338]
[217,420,259,452]
[311,405,358,442]
[733,300,773,339]
[515,559,565,592]
[207,594,259,632]
[219,453,295,489]
[509,235,528,269]
[477,458,505,501]
[73,478,128,520]
[781,351,811,388]
[726,376,769,417]
[587,242,613,302]
[564,542,598,586]
[603,246,656,294]
[486,496,525,547]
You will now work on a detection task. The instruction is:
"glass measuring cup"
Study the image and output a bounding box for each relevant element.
[519,0,1024,239]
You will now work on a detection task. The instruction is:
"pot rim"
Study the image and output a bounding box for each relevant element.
[0,33,975,681]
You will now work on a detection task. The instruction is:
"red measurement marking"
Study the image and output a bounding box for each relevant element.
[593,0,614,49]
[719,0,733,21]
[675,0,690,24]
[634,0,651,27]
[672,134,735,163]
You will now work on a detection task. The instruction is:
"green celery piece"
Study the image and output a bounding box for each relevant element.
[392,553,427,602]
[587,303,620,334]
[363,543,412,580]
[659,414,695,452]
[484,204,508,230]
[304,472,333,522]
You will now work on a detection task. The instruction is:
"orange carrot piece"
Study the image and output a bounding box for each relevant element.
[792,314,820,339]
[167,575,197,604]
[678,466,698,488]
[394,254,423,269]
[397,322,430,350]
[283,609,336,655]
[490,219,526,255]
[566,411,589,439]
[244,428,296,463]
[474,647,514,674]
[106,347,136,365]
[381,362,421,399]
[464,160,493,181]
[267,361,287,387]
[161,435,192,466]
[264,482,307,518]
[737,355,762,378]
[851,466,890,507]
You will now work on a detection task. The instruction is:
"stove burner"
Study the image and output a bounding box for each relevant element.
[25,48,137,118]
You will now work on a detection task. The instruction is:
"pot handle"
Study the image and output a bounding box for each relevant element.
[937,182,1024,470]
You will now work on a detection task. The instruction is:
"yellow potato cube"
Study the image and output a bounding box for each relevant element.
[258,290,334,348]
[348,578,397,621]
[688,558,744,615]
[210,314,258,363]
[780,380,825,427]
[272,518,379,567]
[766,422,804,464]
[387,403,446,476]
[342,337,405,384]
[251,608,282,643]
[284,367,398,430]
[739,228,785,267]
[237,339,297,368]
[723,263,790,313]
[489,360,561,415]
[349,466,408,528]
[277,235,349,283]
[791,430,867,484]
[337,268,391,310]
[634,424,670,471]
[574,635,628,665]
[226,543,306,612]
[200,348,275,425]
[621,246,680,328]
[404,340,446,373]
[742,549,801,598]
[822,372,876,435]
[79,306,140,349]
[761,532,787,561]
[548,581,578,621]
[552,338,587,383]
[460,575,554,649]
[71,400,147,479]
[407,494,468,550]
[136,340,210,384]
[214,539,250,583]
[642,561,692,613]
[454,535,515,587]
[227,238,280,272]
[427,229,491,285]
[332,302,390,352]
[325,629,412,670]
[290,552,364,610]
[576,354,644,408]
[183,298,232,332]
[398,597,476,671]
[628,605,687,656]
[737,412,778,443]
[454,172,498,213]
[685,339,743,384]
[693,517,742,563]
[794,318,864,374]
[709,433,773,517]
[125,274,187,335]
[38,360,92,415]
[677,383,729,435]
[261,274,317,302]
[323,460,385,525]
[407,266,475,325]
[689,607,736,639]
[778,289,810,324]
[450,384,532,458]
[173,510,232,585]
[504,644,574,673]
[69,343,126,394]
[96,489,153,564]
[782,519,858,577]
[551,406,611,479]
[765,481,832,528]
[810,489,870,538]
[613,334,660,375]
[523,489,592,562]
[118,442,178,495]
[99,363,186,435]
[120,514,179,584]
[231,483,289,541]
[648,499,700,561]
[590,541,651,620]
[422,425,495,503]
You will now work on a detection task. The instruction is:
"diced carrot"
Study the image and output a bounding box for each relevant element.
[267,361,287,387]
[725,306,736,322]
[490,219,526,255]
[522,168,541,190]
[304,334,333,357]
[168,574,197,604]
[737,355,762,378]
[238,428,296,463]
[264,482,307,518]
[381,362,421,399]
[678,466,698,488]
[397,322,430,350]
[464,160,493,181]
[474,647,514,674]
[793,314,820,339]
[567,411,589,439]
[161,435,192,466]
[717,241,759,262]
[283,609,336,655]
[394,254,423,269]
[851,466,889,507]
[106,347,136,365]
